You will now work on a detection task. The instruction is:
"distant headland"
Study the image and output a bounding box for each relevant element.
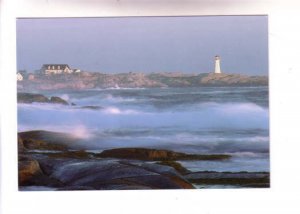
[17,59,268,91]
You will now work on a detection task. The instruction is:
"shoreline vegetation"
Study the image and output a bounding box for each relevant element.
[18,130,270,190]
[17,72,268,91]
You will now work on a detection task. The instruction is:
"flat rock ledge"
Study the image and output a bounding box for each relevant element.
[97,148,231,161]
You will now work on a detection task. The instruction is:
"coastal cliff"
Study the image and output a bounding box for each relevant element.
[18,72,268,91]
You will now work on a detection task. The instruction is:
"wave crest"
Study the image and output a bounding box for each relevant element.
[102,106,139,115]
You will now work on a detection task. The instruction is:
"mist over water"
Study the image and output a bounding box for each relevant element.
[18,87,269,172]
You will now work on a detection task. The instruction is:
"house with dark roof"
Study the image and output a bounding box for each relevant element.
[41,64,74,75]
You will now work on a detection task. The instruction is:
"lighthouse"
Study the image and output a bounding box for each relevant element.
[214,55,221,74]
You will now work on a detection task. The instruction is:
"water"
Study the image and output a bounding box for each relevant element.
[18,86,269,172]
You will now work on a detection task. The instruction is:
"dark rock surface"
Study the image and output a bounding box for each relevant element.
[184,171,270,187]
[19,151,194,190]
[45,150,94,159]
[18,135,25,152]
[20,138,68,151]
[18,130,269,190]
[18,93,49,103]
[97,148,231,161]
[157,161,191,175]
[50,96,69,105]
[18,154,63,187]
[18,130,78,151]
[18,131,195,190]
[79,105,103,110]
[18,92,69,105]
[18,155,43,185]
[50,160,194,190]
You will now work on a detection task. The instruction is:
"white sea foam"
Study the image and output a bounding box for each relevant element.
[103,107,122,114]
[102,106,139,115]
[229,152,268,158]
[18,101,268,132]
[61,94,70,101]
[104,94,137,103]
[18,122,95,140]
[17,87,269,172]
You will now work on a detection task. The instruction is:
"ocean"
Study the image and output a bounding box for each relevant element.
[18,86,269,173]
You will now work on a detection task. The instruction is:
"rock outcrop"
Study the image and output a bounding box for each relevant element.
[97,148,231,161]
[17,130,269,190]
[49,96,69,105]
[157,161,191,175]
[18,93,69,105]
[79,105,103,110]
[18,93,49,103]
[50,160,194,190]
[17,131,197,190]
[18,130,77,151]
[18,155,43,185]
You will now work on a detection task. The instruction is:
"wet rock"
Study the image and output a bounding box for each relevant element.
[18,93,49,103]
[184,171,270,187]
[18,130,78,151]
[50,160,194,190]
[18,135,25,152]
[79,105,103,110]
[157,161,191,175]
[21,138,68,151]
[18,154,67,187]
[97,148,231,161]
[45,150,94,159]
[134,162,193,189]
[31,154,76,176]
[17,92,69,105]
[19,155,44,185]
[50,96,69,105]
[58,186,95,191]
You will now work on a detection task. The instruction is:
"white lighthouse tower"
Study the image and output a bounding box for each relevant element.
[214,55,222,74]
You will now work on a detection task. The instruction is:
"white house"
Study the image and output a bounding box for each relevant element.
[41,64,73,75]
[17,72,24,81]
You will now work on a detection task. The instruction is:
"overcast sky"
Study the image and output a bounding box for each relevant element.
[17,16,268,75]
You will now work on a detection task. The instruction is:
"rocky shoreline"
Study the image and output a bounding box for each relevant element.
[17,72,268,91]
[17,93,105,111]
[18,130,270,190]
[18,93,69,105]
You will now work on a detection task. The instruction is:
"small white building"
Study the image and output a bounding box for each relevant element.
[41,64,73,75]
[17,72,23,81]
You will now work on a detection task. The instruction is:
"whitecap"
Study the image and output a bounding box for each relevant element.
[102,106,139,115]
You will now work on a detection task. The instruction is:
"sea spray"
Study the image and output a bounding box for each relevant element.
[18,87,269,172]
